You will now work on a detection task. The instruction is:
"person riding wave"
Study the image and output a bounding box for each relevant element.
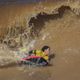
[28,46,50,66]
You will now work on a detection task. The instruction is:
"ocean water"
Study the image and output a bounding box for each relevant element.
[0,0,45,5]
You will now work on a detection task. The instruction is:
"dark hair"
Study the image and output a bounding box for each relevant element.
[41,46,50,52]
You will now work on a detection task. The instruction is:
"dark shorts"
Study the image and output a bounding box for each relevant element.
[27,57,48,66]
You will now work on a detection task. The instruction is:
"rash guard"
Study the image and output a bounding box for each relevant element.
[32,50,49,61]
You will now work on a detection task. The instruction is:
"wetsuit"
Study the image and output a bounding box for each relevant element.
[28,50,49,66]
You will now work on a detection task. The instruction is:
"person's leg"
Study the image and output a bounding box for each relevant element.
[28,58,38,63]
[38,57,48,66]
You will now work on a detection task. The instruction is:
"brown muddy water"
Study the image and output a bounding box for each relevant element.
[0,1,80,80]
